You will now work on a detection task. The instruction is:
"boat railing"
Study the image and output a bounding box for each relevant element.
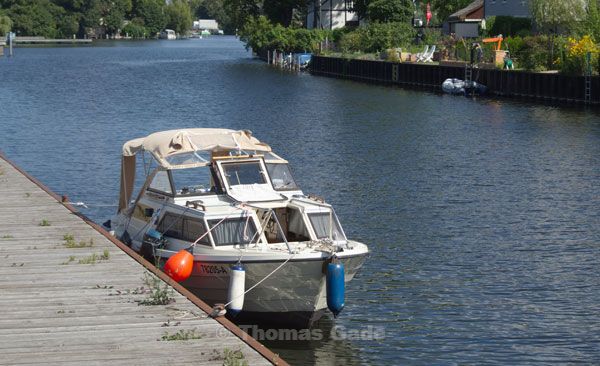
[239,203,293,254]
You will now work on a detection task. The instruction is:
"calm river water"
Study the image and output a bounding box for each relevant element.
[1,37,599,365]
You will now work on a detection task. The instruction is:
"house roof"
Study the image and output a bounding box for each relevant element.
[448,0,484,22]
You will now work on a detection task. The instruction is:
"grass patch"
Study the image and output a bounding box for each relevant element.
[63,234,94,248]
[39,219,51,226]
[25,192,31,197]
[1,234,13,239]
[77,252,110,264]
[138,272,174,306]
[209,348,248,366]
[160,328,203,341]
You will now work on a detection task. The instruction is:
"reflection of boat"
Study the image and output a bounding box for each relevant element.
[108,129,369,328]
[442,78,487,96]
[159,29,176,40]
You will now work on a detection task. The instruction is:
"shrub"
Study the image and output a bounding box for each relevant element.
[339,31,365,53]
[339,22,416,53]
[122,22,147,39]
[485,16,532,38]
[560,35,599,75]
[239,16,331,53]
[516,36,553,71]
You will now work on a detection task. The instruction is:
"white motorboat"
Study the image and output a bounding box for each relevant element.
[159,29,176,40]
[107,129,369,327]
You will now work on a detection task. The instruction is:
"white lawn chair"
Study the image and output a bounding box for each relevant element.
[415,45,429,62]
[423,45,436,62]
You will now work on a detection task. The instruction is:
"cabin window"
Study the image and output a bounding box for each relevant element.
[157,213,209,245]
[287,208,310,241]
[222,162,266,186]
[170,166,219,195]
[149,170,173,194]
[266,163,298,190]
[308,212,345,241]
[208,218,257,246]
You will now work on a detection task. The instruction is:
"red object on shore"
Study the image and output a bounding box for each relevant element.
[164,250,193,282]
[426,3,432,26]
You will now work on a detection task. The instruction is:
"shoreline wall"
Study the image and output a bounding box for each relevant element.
[310,56,600,106]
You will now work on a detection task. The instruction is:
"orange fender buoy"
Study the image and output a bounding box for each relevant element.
[164,250,193,282]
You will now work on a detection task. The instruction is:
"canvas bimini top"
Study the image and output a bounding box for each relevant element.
[118,128,284,212]
[122,128,272,169]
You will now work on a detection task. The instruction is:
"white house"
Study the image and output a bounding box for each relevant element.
[193,19,220,31]
[306,0,359,29]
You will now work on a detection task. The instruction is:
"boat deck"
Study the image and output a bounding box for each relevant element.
[0,153,283,365]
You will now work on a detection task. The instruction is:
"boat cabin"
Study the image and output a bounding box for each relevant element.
[117,129,347,252]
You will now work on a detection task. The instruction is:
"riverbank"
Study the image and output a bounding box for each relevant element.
[310,55,599,106]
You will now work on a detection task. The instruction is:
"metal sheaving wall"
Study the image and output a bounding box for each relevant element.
[310,55,600,105]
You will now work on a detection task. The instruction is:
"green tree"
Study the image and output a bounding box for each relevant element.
[223,0,261,32]
[6,0,63,38]
[57,12,80,37]
[131,0,166,35]
[0,14,12,36]
[82,0,132,36]
[576,0,600,42]
[529,0,586,34]
[430,0,471,23]
[122,20,146,37]
[263,0,305,27]
[367,0,412,23]
[530,0,586,68]
[165,0,192,35]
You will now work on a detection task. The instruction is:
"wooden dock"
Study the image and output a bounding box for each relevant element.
[13,37,92,44]
[0,153,285,365]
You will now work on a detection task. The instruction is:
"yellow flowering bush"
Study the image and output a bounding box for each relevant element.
[560,35,600,75]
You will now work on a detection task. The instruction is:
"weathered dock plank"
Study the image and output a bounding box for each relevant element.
[0,154,285,365]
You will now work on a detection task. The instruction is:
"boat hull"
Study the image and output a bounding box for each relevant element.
[176,254,367,328]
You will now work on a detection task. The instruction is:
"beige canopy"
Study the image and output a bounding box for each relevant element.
[118,128,271,212]
[122,128,271,168]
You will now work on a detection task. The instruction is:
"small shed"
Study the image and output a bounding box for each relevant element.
[447,0,484,38]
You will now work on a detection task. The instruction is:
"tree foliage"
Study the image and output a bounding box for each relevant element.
[131,0,166,36]
[165,0,192,35]
[529,0,586,34]
[239,15,330,52]
[0,14,12,36]
[367,0,412,23]
[430,0,471,23]
[223,0,261,32]
[338,21,416,52]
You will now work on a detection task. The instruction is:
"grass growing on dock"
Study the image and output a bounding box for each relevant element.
[138,272,174,306]
[39,219,51,226]
[160,328,203,341]
[1,234,13,239]
[209,348,248,366]
[63,234,94,248]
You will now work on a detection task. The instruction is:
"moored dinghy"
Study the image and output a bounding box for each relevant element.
[107,128,369,327]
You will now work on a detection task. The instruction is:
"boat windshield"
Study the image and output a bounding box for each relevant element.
[166,151,211,167]
[221,161,266,186]
[266,163,298,190]
[308,212,346,241]
[170,166,218,195]
[208,218,258,246]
